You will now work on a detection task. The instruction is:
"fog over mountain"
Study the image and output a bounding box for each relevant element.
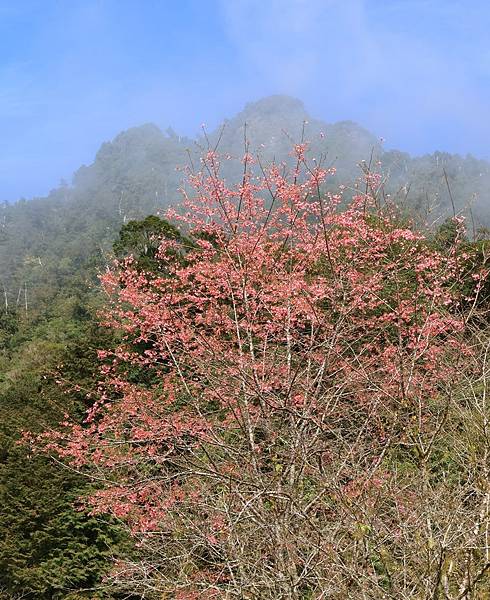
[1,95,490,315]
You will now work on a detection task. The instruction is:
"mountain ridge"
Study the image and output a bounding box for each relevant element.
[1,94,490,316]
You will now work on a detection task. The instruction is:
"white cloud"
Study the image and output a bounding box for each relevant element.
[218,0,490,156]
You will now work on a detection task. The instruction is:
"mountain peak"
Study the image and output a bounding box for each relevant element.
[241,95,307,119]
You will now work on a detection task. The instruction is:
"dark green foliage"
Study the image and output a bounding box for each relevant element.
[0,311,18,351]
[0,448,128,599]
[0,284,129,598]
[113,214,185,273]
[0,211,192,597]
[429,219,490,316]
[434,217,462,248]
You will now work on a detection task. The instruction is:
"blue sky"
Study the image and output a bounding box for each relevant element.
[1,0,490,201]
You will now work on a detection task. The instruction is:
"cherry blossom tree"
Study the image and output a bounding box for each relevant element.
[38,144,490,599]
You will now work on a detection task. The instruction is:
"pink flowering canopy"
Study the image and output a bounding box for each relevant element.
[37,145,488,598]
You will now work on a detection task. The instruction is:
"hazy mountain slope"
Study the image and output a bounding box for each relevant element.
[1,94,490,315]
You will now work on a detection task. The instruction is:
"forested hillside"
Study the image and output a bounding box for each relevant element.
[1,96,490,598]
[2,96,490,319]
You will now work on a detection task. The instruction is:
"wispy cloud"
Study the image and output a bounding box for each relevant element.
[219,0,490,155]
